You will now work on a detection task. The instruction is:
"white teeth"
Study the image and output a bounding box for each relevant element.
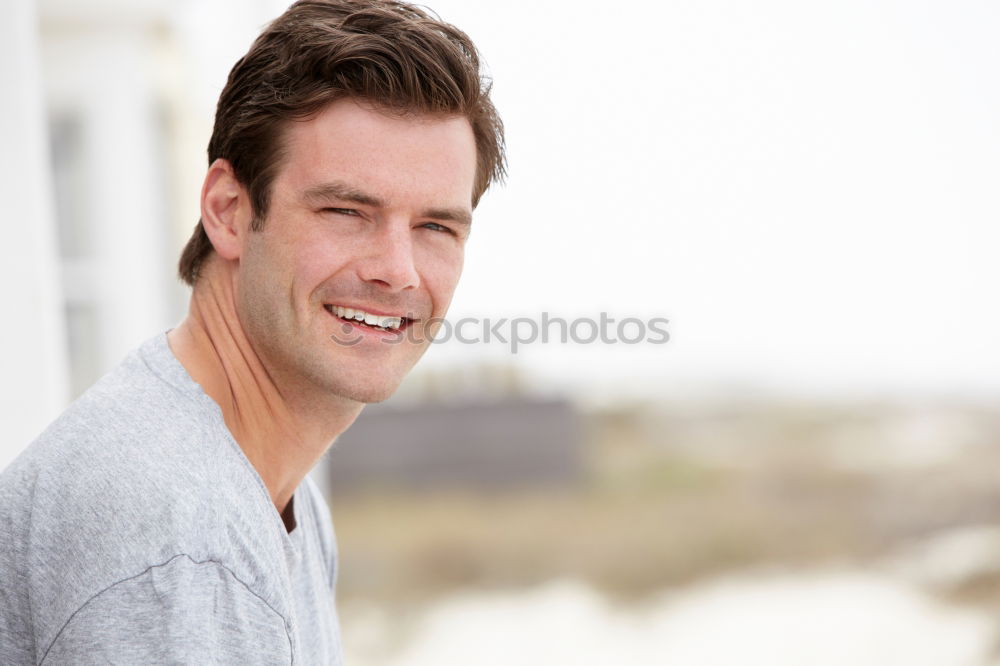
[330,305,404,330]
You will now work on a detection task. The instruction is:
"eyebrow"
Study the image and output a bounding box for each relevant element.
[302,180,472,226]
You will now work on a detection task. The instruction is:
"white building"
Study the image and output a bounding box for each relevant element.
[1,0,280,469]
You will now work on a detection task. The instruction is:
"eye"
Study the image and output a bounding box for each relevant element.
[323,207,359,216]
[421,222,455,235]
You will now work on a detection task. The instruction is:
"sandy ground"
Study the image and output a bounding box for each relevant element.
[341,570,999,666]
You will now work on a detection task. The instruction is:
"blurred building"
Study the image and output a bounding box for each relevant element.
[1,0,278,469]
[328,396,583,492]
[41,0,178,399]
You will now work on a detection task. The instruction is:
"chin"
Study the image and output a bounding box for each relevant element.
[337,386,396,404]
[325,374,404,404]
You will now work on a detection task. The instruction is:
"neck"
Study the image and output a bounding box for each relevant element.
[167,258,363,520]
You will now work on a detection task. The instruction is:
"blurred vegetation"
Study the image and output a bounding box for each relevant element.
[329,399,1000,612]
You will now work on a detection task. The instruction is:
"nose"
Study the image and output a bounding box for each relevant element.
[357,220,420,292]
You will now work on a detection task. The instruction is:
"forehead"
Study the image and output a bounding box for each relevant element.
[275,98,478,207]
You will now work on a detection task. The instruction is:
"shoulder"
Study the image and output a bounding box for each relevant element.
[5,336,218,496]
[0,336,288,662]
[2,333,261,534]
[1,339,243,544]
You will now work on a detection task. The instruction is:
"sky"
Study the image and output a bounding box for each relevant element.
[180,0,1000,402]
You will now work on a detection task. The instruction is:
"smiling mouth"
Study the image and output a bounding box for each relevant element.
[324,304,413,332]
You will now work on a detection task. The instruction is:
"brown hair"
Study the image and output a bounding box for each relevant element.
[178,0,505,285]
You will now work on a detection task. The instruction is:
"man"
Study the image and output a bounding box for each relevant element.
[0,1,504,663]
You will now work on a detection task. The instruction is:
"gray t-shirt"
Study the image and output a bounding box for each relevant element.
[0,332,344,665]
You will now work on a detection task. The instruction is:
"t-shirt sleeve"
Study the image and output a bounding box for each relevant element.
[40,554,292,665]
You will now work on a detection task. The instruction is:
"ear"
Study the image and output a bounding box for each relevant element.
[200,158,251,261]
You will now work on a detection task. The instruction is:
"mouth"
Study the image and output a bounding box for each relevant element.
[324,304,414,333]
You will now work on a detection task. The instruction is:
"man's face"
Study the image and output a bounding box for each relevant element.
[234,98,477,404]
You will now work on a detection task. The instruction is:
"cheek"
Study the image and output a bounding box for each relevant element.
[288,229,357,296]
[421,247,464,311]
[295,247,338,287]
